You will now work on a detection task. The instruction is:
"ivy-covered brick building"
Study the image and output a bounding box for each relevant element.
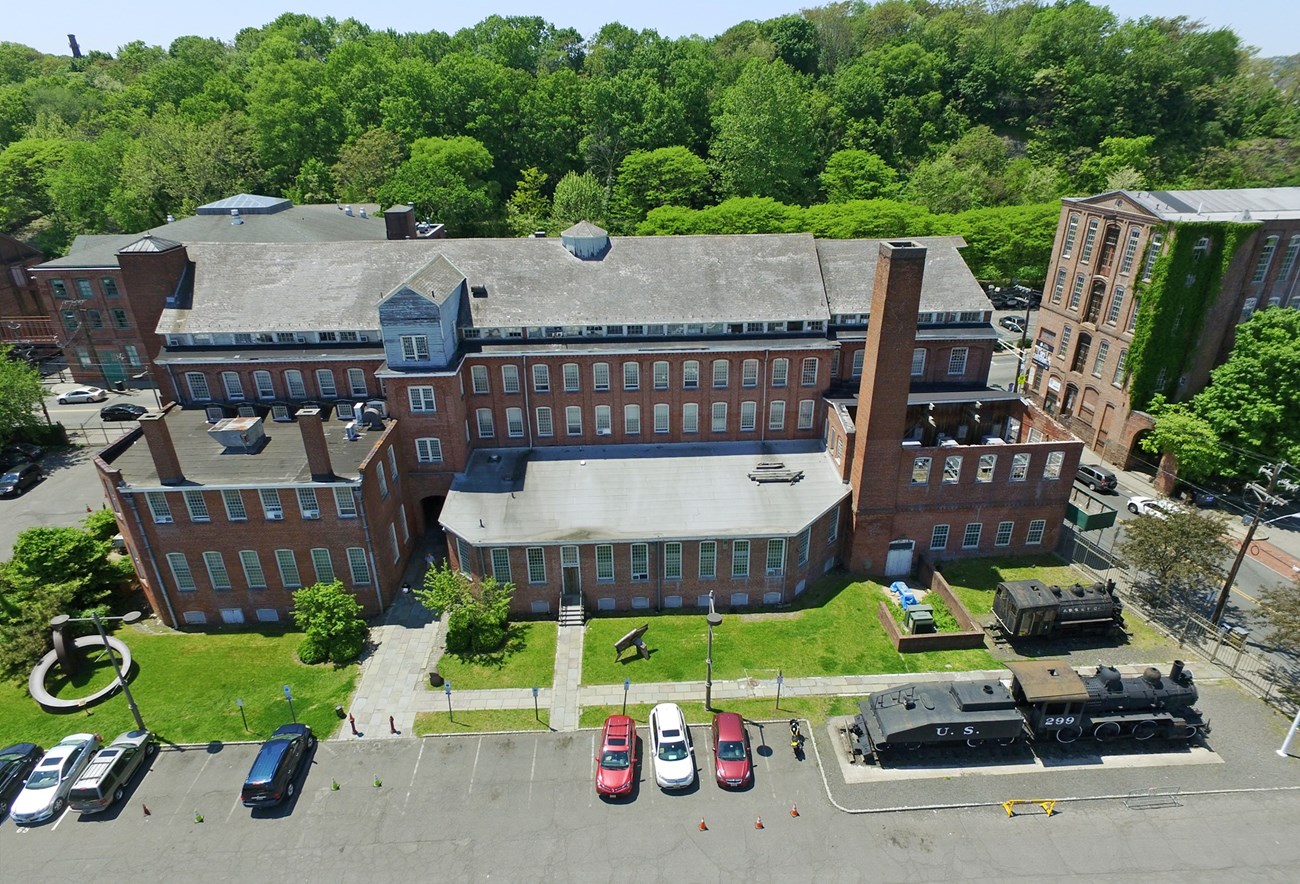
[1026,187,1300,469]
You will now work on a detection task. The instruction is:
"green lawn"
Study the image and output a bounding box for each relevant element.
[0,627,358,748]
[414,708,551,734]
[578,696,864,730]
[580,577,999,686]
[430,621,557,690]
[939,556,1085,616]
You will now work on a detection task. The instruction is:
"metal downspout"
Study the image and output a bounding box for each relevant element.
[356,482,383,614]
[125,492,178,628]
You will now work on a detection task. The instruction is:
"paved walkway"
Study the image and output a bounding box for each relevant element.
[548,625,584,731]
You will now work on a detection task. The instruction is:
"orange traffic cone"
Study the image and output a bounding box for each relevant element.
[755,817,765,829]
[698,818,708,831]
[790,803,800,817]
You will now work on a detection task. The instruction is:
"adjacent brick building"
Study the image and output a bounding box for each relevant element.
[1026,187,1300,468]
[97,225,1079,627]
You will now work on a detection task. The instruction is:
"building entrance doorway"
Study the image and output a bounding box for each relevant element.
[884,539,915,577]
[560,545,581,607]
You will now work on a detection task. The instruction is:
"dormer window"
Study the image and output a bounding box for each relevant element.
[400,335,430,362]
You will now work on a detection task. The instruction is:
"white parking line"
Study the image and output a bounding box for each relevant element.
[527,739,538,803]
[404,741,425,811]
[466,737,482,796]
[49,805,71,831]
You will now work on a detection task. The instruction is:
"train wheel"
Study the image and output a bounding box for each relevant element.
[1093,722,1121,741]
[997,736,1018,747]
[903,742,923,751]
[1133,721,1159,741]
[1056,726,1083,744]
[1172,724,1198,740]
[966,739,985,749]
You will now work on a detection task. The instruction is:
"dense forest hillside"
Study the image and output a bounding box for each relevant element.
[1,1,1297,283]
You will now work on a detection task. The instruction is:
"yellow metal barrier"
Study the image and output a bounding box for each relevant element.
[1002,799,1057,818]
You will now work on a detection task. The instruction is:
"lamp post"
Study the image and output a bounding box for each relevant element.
[53,610,146,731]
[704,590,723,711]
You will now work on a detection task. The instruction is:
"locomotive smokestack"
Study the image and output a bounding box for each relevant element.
[1169,660,1185,682]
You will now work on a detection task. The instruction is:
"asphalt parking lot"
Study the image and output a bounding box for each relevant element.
[5,685,1300,882]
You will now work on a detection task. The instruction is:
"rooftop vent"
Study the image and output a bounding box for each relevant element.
[207,416,266,452]
[471,285,488,298]
[344,205,353,217]
[230,208,243,225]
[748,460,804,484]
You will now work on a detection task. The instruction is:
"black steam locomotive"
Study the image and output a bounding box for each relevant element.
[992,579,1125,638]
[849,660,1209,761]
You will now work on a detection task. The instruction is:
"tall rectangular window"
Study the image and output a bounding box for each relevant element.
[771,358,789,388]
[531,363,550,392]
[768,400,786,431]
[912,456,932,484]
[1119,227,1142,274]
[911,348,926,377]
[800,357,818,386]
[712,359,729,388]
[275,549,301,587]
[167,553,196,591]
[335,486,358,517]
[682,361,699,389]
[1141,232,1163,280]
[1043,450,1064,479]
[699,541,717,578]
[399,335,430,361]
[347,548,371,584]
[1062,213,1079,257]
[664,542,682,579]
[221,372,244,400]
[977,454,997,482]
[535,407,553,437]
[1068,274,1085,310]
[732,540,750,577]
[1010,453,1030,481]
[624,404,641,434]
[456,538,472,575]
[416,438,443,463]
[1112,349,1128,386]
[284,370,306,399]
[409,386,436,412]
[124,344,141,367]
[297,487,320,519]
[653,403,669,433]
[471,365,489,394]
[797,399,815,429]
[203,552,232,590]
[962,522,983,549]
[827,505,840,544]
[995,521,1014,547]
[253,370,274,399]
[501,365,520,393]
[310,548,334,583]
[186,372,210,400]
[595,405,611,434]
[1026,519,1046,545]
[742,359,759,387]
[563,363,580,392]
[476,408,495,438]
[947,348,968,376]
[240,550,267,589]
[930,524,949,551]
[851,349,864,379]
[797,527,811,566]
[184,490,209,522]
[683,403,699,433]
[507,407,526,437]
[259,489,283,519]
[740,401,757,431]
[623,362,639,390]
[1253,235,1279,283]
[1106,288,1125,325]
[943,455,962,483]
[376,462,388,499]
[348,368,368,397]
[596,545,614,581]
[1079,218,1099,263]
[1059,325,1072,358]
[1092,340,1110,377]
[527,547,546,583]
[223,489,247,521]
[593,362,610,391]
[1051,268,1067,304]
[630,543,649,580]
[1278,235,1300,282]
[653,361,669,390]
[765,539,786,576]
[315,369,337,399]
[566,406,583,435]
[711,402,727,432]
[491,548,511,583]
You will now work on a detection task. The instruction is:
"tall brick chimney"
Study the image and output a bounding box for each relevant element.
[847,240,927,573]
[137,412,185,485]
[297,407,335,481]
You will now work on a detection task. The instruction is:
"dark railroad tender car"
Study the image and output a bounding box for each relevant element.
[992,579,1124,638]
[852,678,1027,757]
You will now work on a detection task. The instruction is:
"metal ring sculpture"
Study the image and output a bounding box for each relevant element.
[29,634,135,712]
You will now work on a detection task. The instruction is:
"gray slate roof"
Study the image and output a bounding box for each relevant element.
[817,236,986,315]
[1091,187,1300,222]
[440,441,851,545]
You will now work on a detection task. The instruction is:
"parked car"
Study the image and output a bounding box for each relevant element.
[0,462,41,497]
[595,714,637,797]
[100,403,148,422]
[0,743,44,820]
[9,733,100,824]
[3,442,44,464]
[711,712,753,789]
[1127,496,1183,519]
[241,723,314,807]
[57,386,108,404]
[69,729,156,814]
[1075,463,1118,493]
[999,315,1026,334]
[649,703,695,790]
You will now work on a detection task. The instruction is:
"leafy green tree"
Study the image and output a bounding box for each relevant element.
[288,157,335,204]
[1115,507,1230,608]
[376,135,500,236]
[44,133,128,238]
[710,59,816,204]
[0,577,79,681]
[416,562,514,654]
[506,166,550,237]
[81,507,120,542]
[611,146,709,232]
[819,150,897,202]
[1077,135,1157,193]
[764,14,819,75]
[549,170,608,232]
[4,526,123,604]
[0,346,45,445]
[1140,398,1227,483]
[331,127,408,203]
[291,581,368,665]
[1258,576,1300,651]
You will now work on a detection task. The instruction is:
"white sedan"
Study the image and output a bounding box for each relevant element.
[1127,496,1183,519]
[9,733,99,824]
[649,703,695,790]
[56,386,109,404]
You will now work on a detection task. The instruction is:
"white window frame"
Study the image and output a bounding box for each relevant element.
[624,404,641,434]
[797,399,815,429]
[995,520,1014,547]
[630,543,649,581]
[408,386,436,413]
[297,487,320,519]
[259,488,283,520]
[664,542,682,580]
[240,550,267,589]
[740,401,757,432]
[800,357,818,386]
[930,524,949,551]
[732,539,750,577]
[699,541,717,578]
[185,372,210,400]
[1026,519,1046,545]
[771,358,789,388]
[596,545,614,582]
[912,456,932,485]
[315,369,337,399]
[507,407,525,438]
[310,548,334,584]
[653,361,669,390]
[284,370,307,399]
[476,408,495,438]
[184,490,209,522]
[962,522,983,549]
[535,406,553,437]
[221,371,244,400]
[399,334,430,362]
[653,403,669,434]
[741,359,759,388]
[765,539,786,576]
[712,359,729,388]
[471,365,489,394]
[501,364,520,394]
[167,553,196,591]
[768,400,786,431]
[416,437,443,463]
[593,362,610,391]
[347,547,371,584]
[203,551,231,590]
[711,402,727,433]
[253,370,274,399]
[532,363,550,392]
[491,548,511,583]
[334,486,358,517]
[275,549,301,588]
[222,489,247,521]
[911,349,926,378]
[683,402,699,434]
[566,405,583,436]
[623,362,640,391]
[563,363,580,392]
[682,361,699,389]
[527,547,546,584]
[1010,452,1030,482]
[977,454,996,483]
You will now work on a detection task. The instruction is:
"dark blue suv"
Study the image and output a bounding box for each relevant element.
[241,724,314,807]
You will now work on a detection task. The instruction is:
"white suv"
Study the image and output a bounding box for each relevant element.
[649,703,695,790]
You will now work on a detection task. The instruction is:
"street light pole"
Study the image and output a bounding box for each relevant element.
[90,610,146,731]
[1211,462,1289,625]
[705,590,723,711]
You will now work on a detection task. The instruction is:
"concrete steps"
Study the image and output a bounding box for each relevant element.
[558,603,585,628]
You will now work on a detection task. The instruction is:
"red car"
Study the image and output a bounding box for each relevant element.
[711,712,753,788]
[595,714,637,797]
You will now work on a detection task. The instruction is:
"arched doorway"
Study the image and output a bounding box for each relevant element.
[1125,429,1159,478]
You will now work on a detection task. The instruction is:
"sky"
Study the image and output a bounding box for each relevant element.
[6,1,1296,59]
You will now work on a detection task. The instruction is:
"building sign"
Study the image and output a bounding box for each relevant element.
[1032,342,1053,368]
[1047,377,1062,392]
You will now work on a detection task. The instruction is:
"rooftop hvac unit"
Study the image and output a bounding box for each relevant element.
[344,421,359,441]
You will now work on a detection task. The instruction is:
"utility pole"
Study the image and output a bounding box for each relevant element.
[1211,462,1290,625]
